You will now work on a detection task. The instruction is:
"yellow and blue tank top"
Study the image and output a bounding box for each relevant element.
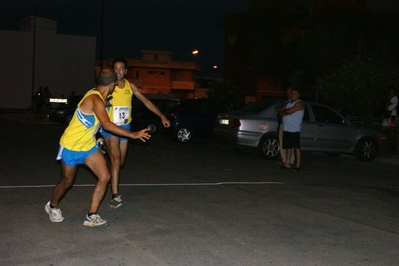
[107,78,133,125]
[59,89,104,151]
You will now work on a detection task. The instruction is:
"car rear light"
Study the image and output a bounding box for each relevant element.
[167,113,180,119]
[231,118,241,128]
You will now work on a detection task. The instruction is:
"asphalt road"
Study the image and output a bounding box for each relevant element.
[1,114,398,265]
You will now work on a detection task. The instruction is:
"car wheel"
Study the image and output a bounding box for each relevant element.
[233,146,256,155]
[174,127,192,143]
[354,137,378,162]
[259,135,280,160]
[64,113,73,124]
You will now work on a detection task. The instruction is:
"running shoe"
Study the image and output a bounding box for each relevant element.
[83,214,108,228]
[110,195,125,208]
[45,201,64,222]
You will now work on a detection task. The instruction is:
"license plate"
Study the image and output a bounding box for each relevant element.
[219,119,229,125]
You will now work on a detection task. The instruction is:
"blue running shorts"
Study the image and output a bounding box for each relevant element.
[56,145,99,166]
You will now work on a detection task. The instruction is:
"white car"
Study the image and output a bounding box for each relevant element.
[213,100,389,162]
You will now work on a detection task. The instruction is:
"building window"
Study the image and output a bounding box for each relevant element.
[148,71,165,75]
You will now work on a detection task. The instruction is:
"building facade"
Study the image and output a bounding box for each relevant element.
[97,50,203,100]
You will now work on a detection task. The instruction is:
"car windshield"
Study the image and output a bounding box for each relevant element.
[240,100,276,113]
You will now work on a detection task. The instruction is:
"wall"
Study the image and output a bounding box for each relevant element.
[0,16,96,109]
[0,30,33,108]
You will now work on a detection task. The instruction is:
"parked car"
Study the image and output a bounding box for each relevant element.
[131,98,180,133]
[213,99,389,162]
[47,95,83,124]
[165,98,237,143]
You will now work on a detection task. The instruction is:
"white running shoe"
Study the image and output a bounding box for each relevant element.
[110,195,126,208]
[45,201,64,222]
[83,214,108,228]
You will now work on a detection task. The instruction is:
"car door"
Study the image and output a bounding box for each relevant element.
[299,103,315,148]
[199,101,230,136]
[189,100,210,135]
[310,103,353,151]
[178,100,204,130]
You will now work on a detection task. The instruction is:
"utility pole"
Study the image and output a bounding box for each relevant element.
[31,1,38,109]
[100,0,104,70]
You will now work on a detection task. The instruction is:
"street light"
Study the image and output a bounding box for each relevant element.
[192,50,199,59]
[213,65,218,77]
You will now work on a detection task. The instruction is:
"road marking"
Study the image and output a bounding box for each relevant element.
[0,181,284,189]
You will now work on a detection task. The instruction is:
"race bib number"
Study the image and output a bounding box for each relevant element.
[113,106,130,125]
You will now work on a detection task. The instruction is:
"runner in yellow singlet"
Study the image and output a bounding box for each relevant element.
[102,57,171,208]
[45,69,151,228]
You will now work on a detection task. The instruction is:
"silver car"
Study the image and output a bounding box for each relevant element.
[213,100,389,162]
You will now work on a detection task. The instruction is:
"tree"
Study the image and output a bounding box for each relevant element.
[206,80,243,107]
[299,11,399,90]
[313,54,399,126]
[224,0,399,93]
[299,10,364,87]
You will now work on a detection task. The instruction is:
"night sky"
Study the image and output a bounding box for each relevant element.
[1,0,250,76]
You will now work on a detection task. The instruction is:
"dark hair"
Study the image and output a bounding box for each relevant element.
[96,68,117,86]
[112,57,128,68]
[291,87,301,94]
